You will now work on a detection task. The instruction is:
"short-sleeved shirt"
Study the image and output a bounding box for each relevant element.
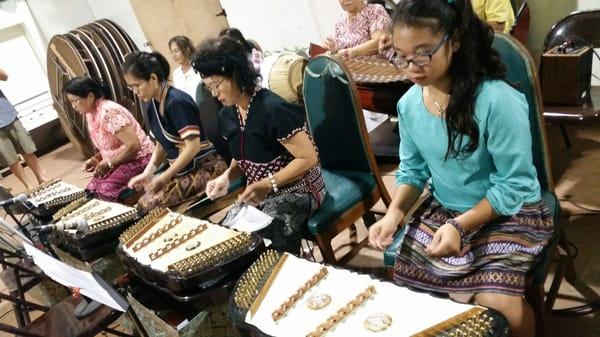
[0,89,18,128]
[395,80,541,216]
[147,86,213,175]
[172,66,202,102]
[472,0,515,33]
[333,3,392,56]
[86,98,154,162]
[218,88,324,196]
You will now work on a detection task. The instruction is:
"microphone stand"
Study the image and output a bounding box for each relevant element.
[1,203,32,242]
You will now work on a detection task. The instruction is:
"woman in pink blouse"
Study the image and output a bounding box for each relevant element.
[324,0,392,58]
[64,77,154,202]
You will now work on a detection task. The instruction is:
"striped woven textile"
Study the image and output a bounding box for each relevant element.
[393,195,554,296]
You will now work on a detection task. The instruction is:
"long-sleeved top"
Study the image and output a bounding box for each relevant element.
[395,80,541,216]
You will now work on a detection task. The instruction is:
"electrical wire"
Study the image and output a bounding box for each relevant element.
[0,308,14,321]
[570,36,600,84]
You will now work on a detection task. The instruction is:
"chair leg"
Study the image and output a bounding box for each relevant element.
[558,123,571,149]
[545,245,568,315]
[558,230,577,282]
[316,235,336,263]
[526,283,547,337]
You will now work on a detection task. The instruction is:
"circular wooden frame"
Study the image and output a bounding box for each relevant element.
[47,35,95,158]
[46,20,143,157]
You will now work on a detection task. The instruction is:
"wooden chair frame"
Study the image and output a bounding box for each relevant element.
[303,55,391,263]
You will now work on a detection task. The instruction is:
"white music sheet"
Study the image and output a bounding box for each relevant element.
[23,242,127,312]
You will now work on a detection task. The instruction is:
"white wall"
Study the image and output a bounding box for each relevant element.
[219,0,344,53]
[578,0,599,9]
[26,0,149,54]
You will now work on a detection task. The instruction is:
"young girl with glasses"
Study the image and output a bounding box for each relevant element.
[368,1,553,336]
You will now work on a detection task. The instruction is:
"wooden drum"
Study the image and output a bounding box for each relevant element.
[261,52,308,103]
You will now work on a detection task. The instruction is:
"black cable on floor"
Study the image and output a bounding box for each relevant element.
[0,309,14,320]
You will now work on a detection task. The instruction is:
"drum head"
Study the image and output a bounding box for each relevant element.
[262,52,307,103]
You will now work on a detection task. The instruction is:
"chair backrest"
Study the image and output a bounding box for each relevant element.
[543,9,600,51]
[302,55,377,174]
[492,33,554,191]
[195,84,232,163]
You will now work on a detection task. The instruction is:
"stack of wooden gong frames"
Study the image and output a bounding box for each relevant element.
[47,19,144,158]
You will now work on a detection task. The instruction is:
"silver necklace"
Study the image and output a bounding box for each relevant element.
[432,94,449,116]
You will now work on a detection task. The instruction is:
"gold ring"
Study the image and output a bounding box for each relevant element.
[364,313,392,332]
[307,294,331,310]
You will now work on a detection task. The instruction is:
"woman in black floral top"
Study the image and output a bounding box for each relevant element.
[193,36,325,253]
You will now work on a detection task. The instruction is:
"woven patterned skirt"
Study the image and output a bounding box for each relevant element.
[137,151,227,211]
[393,195,554,296]
[86,153,151,202]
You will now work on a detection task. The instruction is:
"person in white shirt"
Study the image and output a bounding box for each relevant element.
[169,35,202,102]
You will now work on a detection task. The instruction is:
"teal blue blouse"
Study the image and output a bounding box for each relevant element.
[395,80,541,216]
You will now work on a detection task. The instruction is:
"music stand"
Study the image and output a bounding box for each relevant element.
[20,241,149,336]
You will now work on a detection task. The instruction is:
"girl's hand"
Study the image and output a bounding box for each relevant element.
[368,214,401,251]
[426,223,462,257]
[238,179,271,206]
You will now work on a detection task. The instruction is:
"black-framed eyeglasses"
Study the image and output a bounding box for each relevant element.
[204,78,225,96]
[389,33,450,69]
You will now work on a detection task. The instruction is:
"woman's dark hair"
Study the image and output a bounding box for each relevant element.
[122,51,170,82]
[63,76,111,100]
[219,28,254,55]
[192,36,260,96]
[168,35,196,59]
[393,0,506,159]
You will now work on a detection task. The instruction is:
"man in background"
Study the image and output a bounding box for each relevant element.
[0,67,47,191]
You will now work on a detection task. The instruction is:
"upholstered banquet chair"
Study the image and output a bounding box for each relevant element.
[302,55,391,263]
[383,33,564,337]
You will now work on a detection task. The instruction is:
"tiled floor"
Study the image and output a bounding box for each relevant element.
[0,123,598,336]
